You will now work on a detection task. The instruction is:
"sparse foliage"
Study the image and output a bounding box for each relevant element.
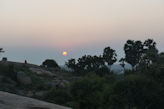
[119,58,126,71]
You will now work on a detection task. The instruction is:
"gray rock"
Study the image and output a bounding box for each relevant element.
[0,75,17,86]
[29,67,56,77]
[42,81,57,89]
[34,91,48,98]
[17,71,32,85]
[4,77,17,86]
[26,91,34,97]
[0,91,72,109]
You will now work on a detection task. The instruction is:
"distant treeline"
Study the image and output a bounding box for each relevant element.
[64,39,160,75]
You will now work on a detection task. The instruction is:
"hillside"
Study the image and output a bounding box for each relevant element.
[0,61,75,108]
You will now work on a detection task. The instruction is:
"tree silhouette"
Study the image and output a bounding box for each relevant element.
[137,39,158,70]
[66,58,77,71]
[103,47,117,67]
[92,55,105,69]
[77,55,104,72]
[124,40,143,70]
[42,59,59,68]
[158,52,164,65]
[66,47,117,75]
[143,39,158,63]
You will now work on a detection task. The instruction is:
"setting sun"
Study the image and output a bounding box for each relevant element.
[62,51,68,56]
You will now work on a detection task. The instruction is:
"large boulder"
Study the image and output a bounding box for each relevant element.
[17,71,32,85]
[0,75,17,86]
[4,77,17,86]
[0,91,72,109]
[34,91,48,98]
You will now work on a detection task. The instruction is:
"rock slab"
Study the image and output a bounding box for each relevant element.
[0,91,72,109]
[17,71,32,85]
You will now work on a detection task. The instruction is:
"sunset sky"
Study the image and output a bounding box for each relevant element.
[0,0,164,65]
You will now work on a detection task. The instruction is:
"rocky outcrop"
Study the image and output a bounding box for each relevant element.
[17,71,32,85]
[29,67,56,77]
[0,91,72,109]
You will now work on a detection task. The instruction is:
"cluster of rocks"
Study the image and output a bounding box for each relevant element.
[17,71,32,85]
[29,67,56,77]
[0,61,72,108]
[0,71,32,86]
[0,64,70,98]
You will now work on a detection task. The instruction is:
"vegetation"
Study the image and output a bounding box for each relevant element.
[42,59,59,68]
[66,46,116,76]
[47,39,164,109]
[0,39,164,109]
[0,48,4,53]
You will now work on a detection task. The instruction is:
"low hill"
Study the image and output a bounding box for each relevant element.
[0,61,74,108]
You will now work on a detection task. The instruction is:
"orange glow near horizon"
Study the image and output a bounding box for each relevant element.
[62,51,68,56]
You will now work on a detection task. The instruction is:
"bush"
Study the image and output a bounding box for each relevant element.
[106,74,164,109]
[0,64,17,81]
[44,88,71,106]
[70,74,105,109]
[42,59,59,68]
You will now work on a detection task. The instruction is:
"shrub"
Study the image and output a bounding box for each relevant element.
[42,59,59,68]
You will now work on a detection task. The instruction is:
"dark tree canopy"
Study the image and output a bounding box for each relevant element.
[124,40,144,69]
[137,39,158,70]
[66,46,116,75]
[144,39,157,50]
[107,75,163,109]
[77,55,104,72]
[66,58,77,71]
[103,47,117,66]
[158,52,164,65]
[42,59,59,68]
[143,39,158,63]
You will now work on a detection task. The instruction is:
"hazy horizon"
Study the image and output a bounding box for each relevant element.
[0,0,164,65]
